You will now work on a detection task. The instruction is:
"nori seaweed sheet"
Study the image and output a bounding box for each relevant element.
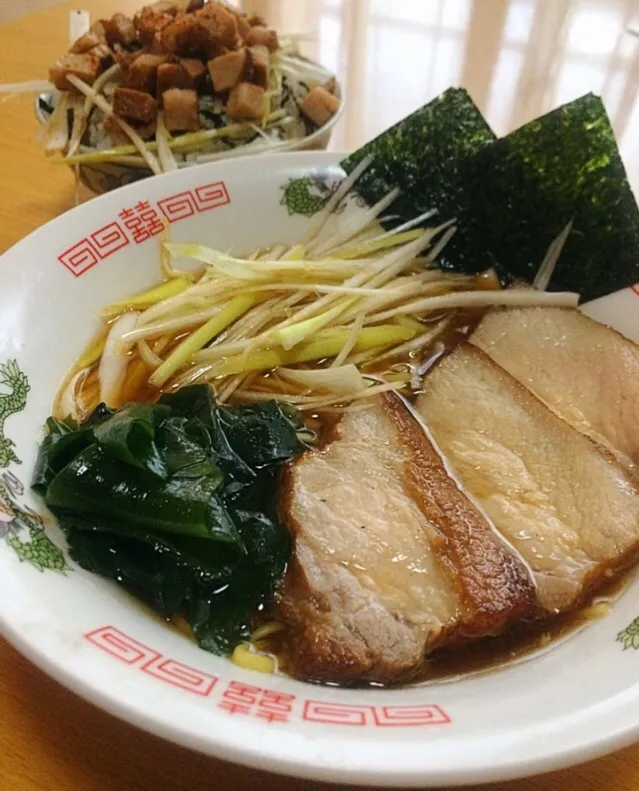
[341,91,639,302]
[341,88,497,275]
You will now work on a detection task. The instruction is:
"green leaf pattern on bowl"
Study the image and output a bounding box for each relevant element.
[0,360,68,572]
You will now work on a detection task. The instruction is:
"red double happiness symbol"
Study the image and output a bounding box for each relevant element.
[85,626,218,697]
[58,222,130,277]
[158,181,230,223]
[217,680,296,723]
[85,627,451,725]
[303,701,370,726]
[90,222,129,257]
[193,181,230,210]
[141,656,218,696]
[372,705,451,726]
[85,625,160,665]
[157,190,197,223]
[58,239,101,277]
[302,701,452,727]
[59,181,230,275]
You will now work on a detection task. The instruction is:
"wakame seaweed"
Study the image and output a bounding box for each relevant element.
[33,385,303,654]
[341,90,639,302]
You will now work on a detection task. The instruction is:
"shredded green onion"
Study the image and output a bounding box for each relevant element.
[150,294,259,388]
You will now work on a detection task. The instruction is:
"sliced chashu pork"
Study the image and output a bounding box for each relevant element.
[276,393,535,684]
[417,344,639,614]
[470,306,639,470]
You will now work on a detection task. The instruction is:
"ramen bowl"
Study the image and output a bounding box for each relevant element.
[1,152,639,787]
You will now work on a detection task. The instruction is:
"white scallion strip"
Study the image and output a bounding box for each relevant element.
[44,92,70,153]
[149,294,258,388]
[278,365,366,394]
[159,222,197,282]
[310,187,401,257]
[223,294,300,345]
[236,380,404,409]
[217,373,252,404]
[66,74,162,175]
[369,288,580,324]
[137,340,163,370]
[533,220,573,291]
[136,280,228,325]
[102,277,191,318]
[250,123,273,142]
[62,110,289,165]
[164,243,375,281]
[338,276,474,325]
[327,208,439,258]
[59,368,89,422]
[269,301,354,350]
[122,303,230,343]
[331,312,365,368]
[369,317,452,366]
[66,63,121,158]
[241,282,387,296]
[327,229,423,260]
[164,244,265,280]
[98,312,139,407]
[266,232,434,335]
[425,224,457,262]
[188,139,288,166]
[300,155,374,246]
[156,112,178,173]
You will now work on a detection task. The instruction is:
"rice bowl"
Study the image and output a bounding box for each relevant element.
[27,1,343,193]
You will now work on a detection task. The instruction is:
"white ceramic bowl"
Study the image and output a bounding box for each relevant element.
[1,151,639,787]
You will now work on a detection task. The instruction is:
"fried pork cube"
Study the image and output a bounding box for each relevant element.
[155,59,206,96]
[195,2,239,50]
[126,53,168,94]
[207,48,247,92]
[162,87,200,131]
[157,62,191,95]
[49,52,103,90]
[89,20,107,39]
[299,86,340,127]
[246,26,279,52]
[235,12,251,42]
[180,58,207,87]
[226,81,265,120]
[112,86,158,124]
[246,45,269,88]
[112,45,141,76]
[70,30,105,54]
[102,13,138,48]
[161,14,210,56]
[134,6,173,48]
[90,44,114,70]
